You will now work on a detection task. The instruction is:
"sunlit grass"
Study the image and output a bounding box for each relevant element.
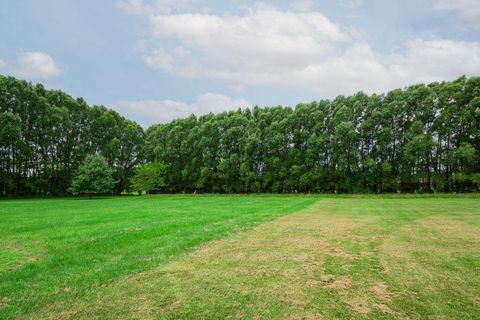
[0,195,315,318]
[1,196,479,319]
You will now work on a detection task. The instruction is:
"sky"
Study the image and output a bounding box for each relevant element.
[1,0,479,127]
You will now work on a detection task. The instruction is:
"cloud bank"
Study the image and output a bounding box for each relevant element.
[112,92,249,127]
[127,2,480,96]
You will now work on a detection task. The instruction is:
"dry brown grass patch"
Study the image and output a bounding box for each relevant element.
[369,282,393,301]
[373,303,396,315]
[1,297,11,309]
[321,276,352,290]
[345,298,371,315]
[291,311,324,320]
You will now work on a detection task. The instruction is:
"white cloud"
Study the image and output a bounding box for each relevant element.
[124,3,480,96]
[14,52,61,80]
[112,92,249,126]
[293,39,480,94]
[0,58,5,69]
[144,4,351,91]
[388,39,480,85]
[142,5,480,95]
[434,0,480,24]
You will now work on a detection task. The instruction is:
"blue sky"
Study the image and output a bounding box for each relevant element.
[1,0,479,126]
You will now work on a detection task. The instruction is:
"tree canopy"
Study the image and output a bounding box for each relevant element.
[0,75,144,196]
[69,155,115,197]
[143,76,480,193]
[1,74,479,195]
[130,162,167,195]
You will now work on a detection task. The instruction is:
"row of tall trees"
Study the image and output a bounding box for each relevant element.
[1,75,479,195]
[144,76,480,193]
[0,75,144,196]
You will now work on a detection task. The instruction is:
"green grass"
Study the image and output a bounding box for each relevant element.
[1,195,479,319]
[0,195,316,319]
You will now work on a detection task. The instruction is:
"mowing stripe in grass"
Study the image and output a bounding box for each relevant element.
[0,195,316,318]
[32,197,480,320]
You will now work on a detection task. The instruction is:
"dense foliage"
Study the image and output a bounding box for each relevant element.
[0,75,144,196]
[69,155,115,196]
[144,76,480,193]
[1,74,479,195]
[130,162,167,195]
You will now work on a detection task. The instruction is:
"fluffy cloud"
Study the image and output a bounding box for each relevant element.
[434,0,480,25]
[112,92,249,126]
[14,52,61,80]
[137,4,480,96]
[388,39,480,84]
[296,39,480,94]
[144,4,350,90]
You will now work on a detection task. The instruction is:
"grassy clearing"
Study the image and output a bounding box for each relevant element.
[0,195,316,319]
[29,197,480,320]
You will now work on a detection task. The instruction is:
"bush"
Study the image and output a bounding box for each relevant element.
[69,155,115,197]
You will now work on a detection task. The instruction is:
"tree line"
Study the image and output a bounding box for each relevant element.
[1,74,479,196]
[0,75,144,196]
[144,76,480,193]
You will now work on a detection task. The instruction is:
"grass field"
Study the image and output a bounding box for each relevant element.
[1,195,479,319]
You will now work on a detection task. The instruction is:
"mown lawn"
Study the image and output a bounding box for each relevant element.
[1,196,479,319]
[0,195,315,319]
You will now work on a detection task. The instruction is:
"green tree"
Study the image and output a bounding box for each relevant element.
[130,162,167,195]
[2,74,480,195]
[69,155,114,197]
[0,112,22,195]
